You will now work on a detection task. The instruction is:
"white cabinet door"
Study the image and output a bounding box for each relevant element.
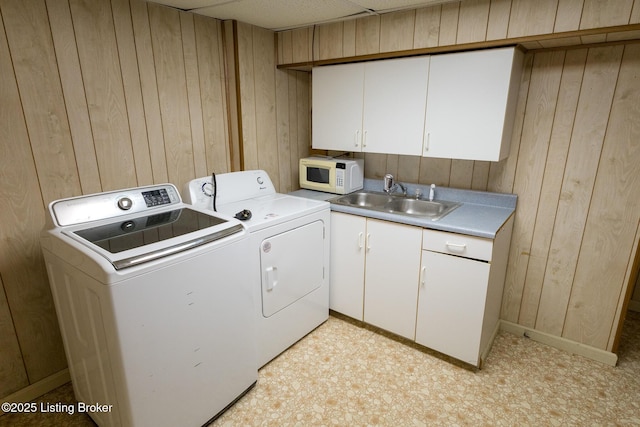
[362,57,429,155]
[424,47,523,161]
[363,219,422,340]
[329,212,366,320]
[415,250,490,366]
[312,63,365,151]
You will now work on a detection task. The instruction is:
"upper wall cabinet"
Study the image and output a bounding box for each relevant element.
[312,57,429,155]
[312,47,523,161]
[423,47,524,161]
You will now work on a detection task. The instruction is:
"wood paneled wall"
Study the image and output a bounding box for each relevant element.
[491,45,640,351]
[276,0,640,353]
[0,0,231,398]
[277,0,640,64]
[235,22,312,193]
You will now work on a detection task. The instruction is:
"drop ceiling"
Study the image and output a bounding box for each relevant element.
[146,0,460,31]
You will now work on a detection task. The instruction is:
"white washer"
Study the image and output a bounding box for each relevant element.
[185,171,330,368]
[40,184,257,427]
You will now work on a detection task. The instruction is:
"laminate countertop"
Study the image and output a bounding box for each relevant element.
[290,179,517,239]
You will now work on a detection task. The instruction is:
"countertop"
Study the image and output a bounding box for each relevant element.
[290,179,517,239]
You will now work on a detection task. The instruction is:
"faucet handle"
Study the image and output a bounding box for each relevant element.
[429,184,436,201]
[383,174,394,193]
[414,188,423,199]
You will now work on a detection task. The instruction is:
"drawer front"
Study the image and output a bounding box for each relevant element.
[422,229,493,262]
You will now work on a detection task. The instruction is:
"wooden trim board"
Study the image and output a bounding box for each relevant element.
[0,369,70,416]
[500,321,618,366]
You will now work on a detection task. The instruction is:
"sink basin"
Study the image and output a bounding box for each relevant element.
[331,191,460,221]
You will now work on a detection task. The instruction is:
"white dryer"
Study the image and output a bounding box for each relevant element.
[40,184,257,427]
[185,171,330,368]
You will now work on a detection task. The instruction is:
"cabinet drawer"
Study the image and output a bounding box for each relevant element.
[422,229,493,262]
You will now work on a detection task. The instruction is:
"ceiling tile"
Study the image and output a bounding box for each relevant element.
[192,0,368,30]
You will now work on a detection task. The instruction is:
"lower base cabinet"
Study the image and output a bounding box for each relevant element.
[330,211,513,367]
[415,251,490,365]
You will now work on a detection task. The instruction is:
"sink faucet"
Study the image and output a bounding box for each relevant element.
[383,174,407,195]
[429,184,436,201]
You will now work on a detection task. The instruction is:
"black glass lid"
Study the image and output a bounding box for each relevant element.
[74,208,227,254]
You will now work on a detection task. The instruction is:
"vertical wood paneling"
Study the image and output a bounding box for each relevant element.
[0,11,37,394]
[536,46,624,336]
[291,27,312,63]
[563,43,640,349]
[413,5,440,48]
[112,0,154,187]
[471,161,490,190]
[438,2,460,46]
[501,51,565,325]
[0,277,27,397]
[449,160,475,188]
[130,0,169,183]
[554,0,584,32]
[418,158,452,186]
[355,15,380,55]
[398,155,421,185]
[295,71,311,165]
[237,22,258,170]
[507,0,558,38]
[631,0,640,24]
[148,3,196,191]
[180,12,207,179]
[519,49,586,327]
[380,9,415,52]
[46,0,102,195]
[276,69,292,191]
[252,26,279,184]
[488,53,534,194]
[2,0,82,203]
[0,0,234,398]
[580,0,634,29]
[71,0,137,191]
[457,0,491,44]
[279,30,293,64]
[343,19,356,57]
[318,21,344,59]
[0,0,73,384]
[486,0,511,40]
[195,16,230,174]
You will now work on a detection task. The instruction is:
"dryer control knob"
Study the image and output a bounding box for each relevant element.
[118,197,133,210]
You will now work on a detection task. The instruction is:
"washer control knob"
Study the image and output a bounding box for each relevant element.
[117,197,133,210]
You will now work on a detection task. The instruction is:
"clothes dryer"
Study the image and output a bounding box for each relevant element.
[185,171,330,367]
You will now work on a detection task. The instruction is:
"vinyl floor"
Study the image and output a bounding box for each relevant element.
[2,311,639,426]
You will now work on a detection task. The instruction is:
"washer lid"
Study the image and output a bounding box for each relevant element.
[68,207,243,270]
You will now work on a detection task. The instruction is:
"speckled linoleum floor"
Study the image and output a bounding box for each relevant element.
[2,311,639,427]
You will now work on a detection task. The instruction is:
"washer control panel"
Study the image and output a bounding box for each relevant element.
[51,184,181,227]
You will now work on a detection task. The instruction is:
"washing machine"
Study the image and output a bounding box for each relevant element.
[185,171,330,368]
[40,184,257,427]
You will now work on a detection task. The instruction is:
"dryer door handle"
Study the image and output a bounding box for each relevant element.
[265,266,278,291]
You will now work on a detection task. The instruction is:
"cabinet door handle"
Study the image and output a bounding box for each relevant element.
[362,130,368,148]
[355,130,360,147]
[366,233,371,252]
[425,132,430,152]
[420,266,426,286]
[445,241,467,252]
[358,232,364,249]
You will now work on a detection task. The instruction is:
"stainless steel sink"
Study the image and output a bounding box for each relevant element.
[331,191,460,221]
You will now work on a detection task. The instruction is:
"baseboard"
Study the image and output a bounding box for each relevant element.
[629,299,640,312]
[0,369,71,416]
[499,320,618,366]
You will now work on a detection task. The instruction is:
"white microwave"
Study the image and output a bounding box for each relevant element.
[299,157,364,194]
